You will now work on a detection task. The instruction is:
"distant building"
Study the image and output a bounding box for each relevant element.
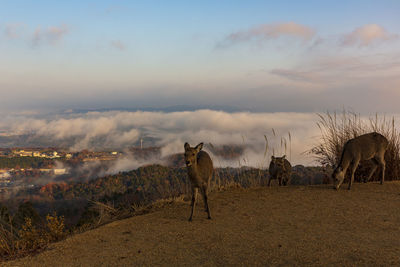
[16,150,33,157]
[53,168,67,175]
[0,170,10,179]
[39,168,68,175]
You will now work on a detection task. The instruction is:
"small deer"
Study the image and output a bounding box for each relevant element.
[184,142,213,221]
[332,132,388,190]
[268,155,292,186]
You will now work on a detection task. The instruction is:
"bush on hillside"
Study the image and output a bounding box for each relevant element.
[0,203,66,261]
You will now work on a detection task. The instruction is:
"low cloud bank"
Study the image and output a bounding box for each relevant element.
[0,110,321,167]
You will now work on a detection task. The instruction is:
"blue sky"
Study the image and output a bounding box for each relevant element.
[0,1,399,113]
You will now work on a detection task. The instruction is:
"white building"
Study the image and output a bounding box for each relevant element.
[53,168,67,175]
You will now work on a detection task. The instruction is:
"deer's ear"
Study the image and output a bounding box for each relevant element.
[282,155,286,159]
[271,156,275,160]
[184,142,190,150]
[195,142,203,152]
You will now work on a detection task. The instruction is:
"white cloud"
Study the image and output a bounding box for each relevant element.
[32,24,69,46]
[32,27,42,45]
[342,24,398,47]
[110,40,126,51]
[267,51,400,90]
[219,22,315,47]
[2,110,321,166]
[4,23,24,39]
[270,69,319,82]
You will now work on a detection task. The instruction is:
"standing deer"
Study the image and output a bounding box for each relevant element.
[184,142,213,221]
[268,155,292,186]
[332,132,388,190]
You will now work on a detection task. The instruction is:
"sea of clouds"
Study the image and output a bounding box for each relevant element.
[0,110,322,168]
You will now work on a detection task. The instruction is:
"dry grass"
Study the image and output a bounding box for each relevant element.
[74,195,189,234]
[0,213,66,261]
[309,110,400,181]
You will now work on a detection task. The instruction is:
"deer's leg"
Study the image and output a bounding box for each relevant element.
[348,158,360,190]
[365,158,379,183]
[278,175,282,186]
[201,186,211,219]
[201,188,207,212]
[335,169,345,190]
[188,187,198,222]
[286,172,291,185]
[283,174,290,186]
[376,155,386,185]
[267,176,272,187]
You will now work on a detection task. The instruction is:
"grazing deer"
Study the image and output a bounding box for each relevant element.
[184,142,213,221]
[268,155,292,186]
[332,132,388,190]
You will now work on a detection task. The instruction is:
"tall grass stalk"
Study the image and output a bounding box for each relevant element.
[310,110,400,181]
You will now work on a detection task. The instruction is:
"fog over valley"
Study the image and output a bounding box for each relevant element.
[0,110,322,167]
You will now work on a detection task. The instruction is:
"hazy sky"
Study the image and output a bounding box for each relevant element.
[0,1,399,113]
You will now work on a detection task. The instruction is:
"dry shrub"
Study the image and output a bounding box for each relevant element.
[310,110,400,181]
[0,213,66,261]
[16,218,47,252]
[44,213,66,242]
[0,206,17,259]
[0,224,17,259]
[75,200,118,231]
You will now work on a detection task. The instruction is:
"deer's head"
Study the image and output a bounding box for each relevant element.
[184,142,203,167]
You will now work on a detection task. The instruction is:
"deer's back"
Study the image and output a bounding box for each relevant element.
[345,132,388,159]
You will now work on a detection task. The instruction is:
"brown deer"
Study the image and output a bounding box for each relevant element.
[184,142,213,221]
[332,132,388,190]
[268,155,292,186]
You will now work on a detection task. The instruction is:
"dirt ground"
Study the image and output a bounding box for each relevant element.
[5,181,400,266]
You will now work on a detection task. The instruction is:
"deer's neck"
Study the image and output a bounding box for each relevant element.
[339,151,352,172]
[187,163,199,176]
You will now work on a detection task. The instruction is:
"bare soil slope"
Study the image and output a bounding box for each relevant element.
[6,182,400,266]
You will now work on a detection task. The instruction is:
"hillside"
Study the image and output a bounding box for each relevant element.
[6,182,400,266]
